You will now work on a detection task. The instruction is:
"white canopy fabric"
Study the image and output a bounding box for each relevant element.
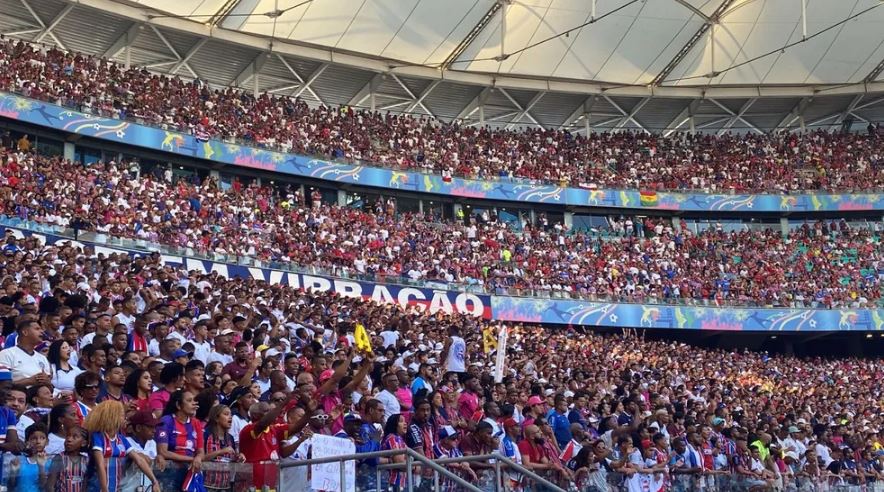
[126,0,884,86]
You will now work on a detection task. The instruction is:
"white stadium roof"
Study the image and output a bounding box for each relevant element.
[2,0,884,132]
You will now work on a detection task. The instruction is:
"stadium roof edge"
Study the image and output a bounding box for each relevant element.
[66,0,884,99]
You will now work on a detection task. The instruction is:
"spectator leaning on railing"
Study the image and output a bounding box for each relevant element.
[0,232,879,489]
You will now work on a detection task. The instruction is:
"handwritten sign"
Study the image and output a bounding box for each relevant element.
[310,434,356,492]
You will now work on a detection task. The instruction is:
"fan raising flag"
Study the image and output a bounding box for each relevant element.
[639,190,658,207]
[354,322,373,354]
[483,326,498,354]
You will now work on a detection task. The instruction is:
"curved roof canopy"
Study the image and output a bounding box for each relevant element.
[2,0,883,133]
[125,0,884,86]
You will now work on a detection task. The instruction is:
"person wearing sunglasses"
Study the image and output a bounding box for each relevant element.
[72,370,101,424]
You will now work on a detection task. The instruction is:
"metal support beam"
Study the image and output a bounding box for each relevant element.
[24,1,74,49]
[441,1,503,69]
[102,23,142,63]
[606,95,650,130]
[348,72,386,109]
[711,98,758,135]
[276,55,325,104]
[499,89,545,129]
[169,38,208,78]
[562,95,597,128]
[672,0,713,22]
[804,95,880,129]
[390,74,435,117]
[455,87,492,122]
[293,63,329,100]
[230,53,269,91]
[662,99,702,136]
[651,0,737,85]
[404,80,441,114]
[773,97,812,132]
[864,56,884,83]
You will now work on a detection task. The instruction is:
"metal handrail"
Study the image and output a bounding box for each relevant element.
[277,447,484,492]
[378,452,567,492]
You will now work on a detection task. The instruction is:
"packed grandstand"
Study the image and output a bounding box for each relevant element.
[0,3,883,492]
[1,37,882,193]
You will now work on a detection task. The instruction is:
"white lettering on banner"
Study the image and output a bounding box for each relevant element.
[494,326,508,383]
[456,293,484,316]
[160,255,184,265]
[303,275,331,292]
[371,285,396,305]
[334,279,362,298]
[0,226,488,318]
[310,435,356,492]
[397,287,426,311]
[185,258,207,274]
[248,267,268,282]
[429,292,453,314]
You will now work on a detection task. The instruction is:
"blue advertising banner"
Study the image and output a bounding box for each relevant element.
[0,226,491,319]
[4,224,882,331]
[491,296,884,332]
[1,92,882,213]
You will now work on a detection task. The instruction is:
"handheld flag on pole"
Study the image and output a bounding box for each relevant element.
[483,326,498,354]
[354,323,372,354]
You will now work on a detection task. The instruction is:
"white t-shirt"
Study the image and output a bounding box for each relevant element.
[0,346,50,383]
[46,432,66,456]
[379,330,400,348]
[191,340,212,364]
[207,351,234,366]
[376,389,401,424]
[445,336,466,373]
[51,364,84,393]
[231,413,249,444]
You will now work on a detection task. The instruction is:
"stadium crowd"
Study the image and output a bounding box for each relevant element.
[0,234,881,492]
[0,147,882,308]
[1,37,882,193]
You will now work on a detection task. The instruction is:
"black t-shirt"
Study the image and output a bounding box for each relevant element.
[827,459,844,474]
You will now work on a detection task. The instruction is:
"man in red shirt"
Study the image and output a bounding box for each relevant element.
[239,394,314,491]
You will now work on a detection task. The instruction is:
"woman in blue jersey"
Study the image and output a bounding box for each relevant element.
[156,390,204,491]
[381,414,408,492]
[83,401,160,492]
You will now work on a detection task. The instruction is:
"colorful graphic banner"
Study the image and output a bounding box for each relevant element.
[1,92,882,213]
[1,226,491,319]
[4,224,882,331]
[491,297,884,332]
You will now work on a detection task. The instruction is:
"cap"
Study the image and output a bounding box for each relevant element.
[527,396,544,407]
[265,348,282,358]
[649,422,660,430]
[563,390,575,398]
[343,413,362,423]
[224,386,251,407]
[173,349,191,359]
[788,426,800,433]
[219,329,235,336]
[502,418,519,428]
[129,409,159,427]
[439,425,458,440]
[711,417,726,426]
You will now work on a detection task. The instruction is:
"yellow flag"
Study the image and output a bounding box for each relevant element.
[483,326,498,354]
[354,323,372,354]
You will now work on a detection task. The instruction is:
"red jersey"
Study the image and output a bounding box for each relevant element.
[239,422,290,490]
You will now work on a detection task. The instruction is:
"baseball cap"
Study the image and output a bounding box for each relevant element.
[502,418,519,428]
[343,413,362,423]
[265,348,282,358]
[173,349,191,359]
[712,417,726,426]
[439,425,458,440]
[788,426,800,433]
[527,396,544,406]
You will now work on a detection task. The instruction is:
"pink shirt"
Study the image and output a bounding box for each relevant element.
[458,390,479,422]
